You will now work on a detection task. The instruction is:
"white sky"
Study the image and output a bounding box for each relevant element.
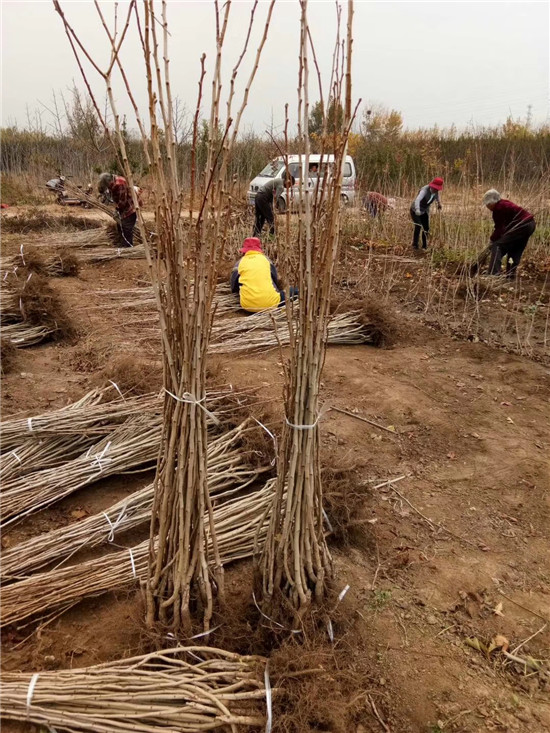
[1,0,549,135]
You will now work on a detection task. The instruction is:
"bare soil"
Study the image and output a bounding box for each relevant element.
[1,204,549,733]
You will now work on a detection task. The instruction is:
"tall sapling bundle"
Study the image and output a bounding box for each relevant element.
[54,0,275,632]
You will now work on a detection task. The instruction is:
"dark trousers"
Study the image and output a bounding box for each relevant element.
[278,286,299,306]
[253,193,275,237]
[410,210,429,248]
[488,219,536,276]
[118,212,137,247]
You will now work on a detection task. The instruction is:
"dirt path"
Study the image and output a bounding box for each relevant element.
[1,217,549,732]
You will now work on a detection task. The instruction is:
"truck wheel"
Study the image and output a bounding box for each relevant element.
[276,197,287,214]
[340,193,349,206]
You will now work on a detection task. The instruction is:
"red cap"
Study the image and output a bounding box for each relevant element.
[240,237,263,254]
[429,177,444,191]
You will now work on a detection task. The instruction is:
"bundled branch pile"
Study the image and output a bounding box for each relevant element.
[0,388,158,452]
[0,269,74,347]
[90,282,238,316]
[1,647,268,732]
[259,0,355,615]
[1,414,161,526]
[0,388,106,480]
[2,422,272,581]
[1,479,276,626]
[0,246,79,278]
[1,386,240,526]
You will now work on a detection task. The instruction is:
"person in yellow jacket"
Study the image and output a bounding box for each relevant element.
[230,238,297,312]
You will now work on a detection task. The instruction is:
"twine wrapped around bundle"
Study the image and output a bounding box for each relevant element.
[2,422,271,581]
[1,479,276,626]
[1,647,269,732]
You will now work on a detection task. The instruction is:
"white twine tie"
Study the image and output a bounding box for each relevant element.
[128,548,137,578]
[90,441,112,474]
[103,506,127,542]
[26,673,39,711]
[264,662,273,733]
[165,389,221,426]
[27,417,34,432]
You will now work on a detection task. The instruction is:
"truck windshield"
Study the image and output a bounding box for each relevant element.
[258,160,284,178]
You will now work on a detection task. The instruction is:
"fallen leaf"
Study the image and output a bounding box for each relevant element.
[492,601,504,617]
[405,272,413,279]
[386,425,396,433]
[500,401,512,406]
[506,417,515,424]
[70,509,88,520]
[447,452,457,460]
[492,634,509,652]
[465,637,487,653]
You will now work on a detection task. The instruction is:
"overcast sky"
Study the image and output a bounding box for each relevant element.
[2,0,549,136]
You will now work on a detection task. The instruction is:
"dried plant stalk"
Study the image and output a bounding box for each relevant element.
[259,0,355,618]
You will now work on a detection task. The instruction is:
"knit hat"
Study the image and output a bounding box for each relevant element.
[429,177,444,191]
[240,237,263,254]
[483,189,501,206]
[98,172,114,193]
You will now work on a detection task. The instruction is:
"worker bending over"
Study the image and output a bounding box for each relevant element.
[253,172,295,237]
[98,172,138,247]
[230,238,297,312]
[483,189,536,277]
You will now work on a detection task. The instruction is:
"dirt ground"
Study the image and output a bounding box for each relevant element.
[1,204,549,733]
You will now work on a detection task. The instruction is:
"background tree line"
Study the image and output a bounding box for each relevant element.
[2,88,549,202]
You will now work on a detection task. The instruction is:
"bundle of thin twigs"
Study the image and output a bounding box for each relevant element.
[78,244,147,262]
[1,479,276,626]
[89,282,237,315]
[0,321,52,347]
[1,414,161,527]
[259,0,355,616]
[2,422,272,581]
[54,0,275,633]
[1,647,268,731]
[0,387,152,451]
[0,388,104,477]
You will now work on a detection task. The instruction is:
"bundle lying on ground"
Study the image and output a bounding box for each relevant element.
[2,422,271,581]
[77,244,147,262]
[0,388,105,479]
[1,479,275,626]
[90,282,237,316]
[126,304,390,355]
[1,414,161,527]
[0,387,155,452]
[0,647,267,732]
[0,246,79,278]
[0,270,74,347]
[209,306,385,354]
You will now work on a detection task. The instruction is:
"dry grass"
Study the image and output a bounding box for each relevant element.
[15,273,76,341]
[99,355,163,396]
[331,291,400,348]
[322,456,372,548]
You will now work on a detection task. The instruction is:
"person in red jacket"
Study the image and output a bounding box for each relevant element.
[98,172,138,247]
[483,189,536,277]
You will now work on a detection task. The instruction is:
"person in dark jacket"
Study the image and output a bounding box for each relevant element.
[253,172,295,237]
[483,189,536,277]
[410,177,443,249]
[98,172,138,247]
